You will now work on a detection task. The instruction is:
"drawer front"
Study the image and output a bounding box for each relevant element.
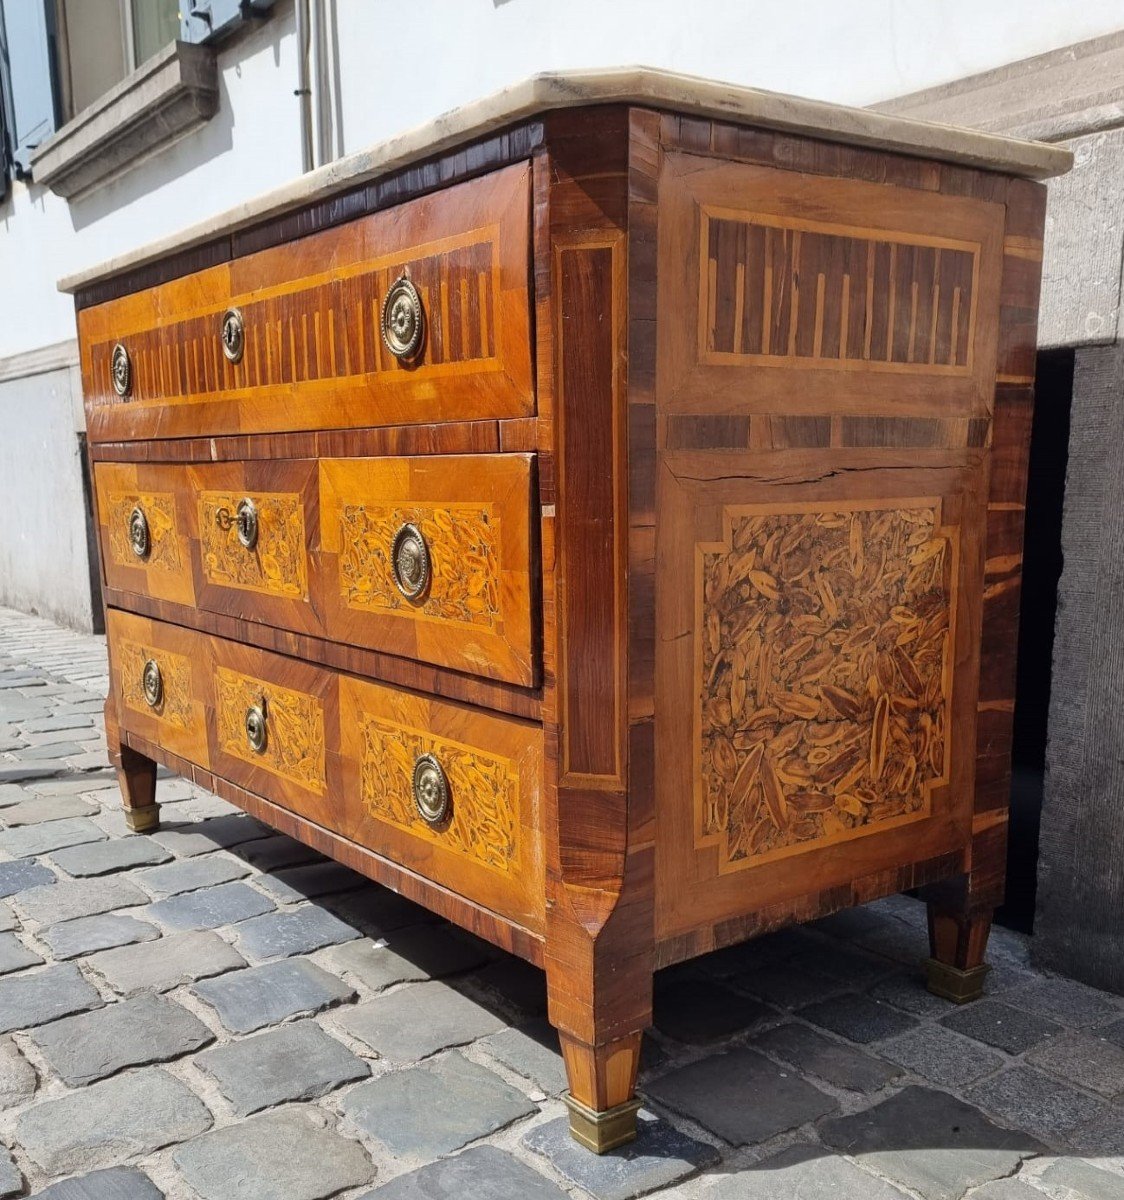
[319,455,536,686]
[107,610,210,766]
[79,163,533,442]
[207,636,544,930]
[337,674,544,931]
[95,460,322,636]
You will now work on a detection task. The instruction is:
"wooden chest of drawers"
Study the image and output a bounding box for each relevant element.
[67,70,1069,1152]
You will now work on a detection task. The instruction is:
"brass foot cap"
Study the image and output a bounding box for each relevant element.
[124,806,160,834]
[924,956,989,1004]
[563,1092,642,1154]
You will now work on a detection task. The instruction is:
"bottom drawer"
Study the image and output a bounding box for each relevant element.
[106,610,545,932]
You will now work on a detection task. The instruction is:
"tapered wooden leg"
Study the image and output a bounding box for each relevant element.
[559,1031,643,1153]
[115,744,160,833]
[924,904,992,1003]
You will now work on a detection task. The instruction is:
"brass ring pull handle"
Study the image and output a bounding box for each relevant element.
[391,522,429,600]
[220,307,244,364]
[245,701,267,754]
[215,498,259,550]
[381,274,424,361]
[111,343,131,397]
[141,659,163,708]
[412,753,449,825]
[129,506,150,559]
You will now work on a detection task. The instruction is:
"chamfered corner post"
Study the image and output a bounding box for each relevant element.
[923,902,993,1003]
[105,694,160,833]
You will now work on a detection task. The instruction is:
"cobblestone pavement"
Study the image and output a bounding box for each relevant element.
[0,605,1121,1199]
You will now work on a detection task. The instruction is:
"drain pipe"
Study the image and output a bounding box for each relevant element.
[294,0,314,173]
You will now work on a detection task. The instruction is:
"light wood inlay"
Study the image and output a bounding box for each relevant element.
[106,491,182,572]
[697,499,958,870]
[199,491,308,600]
[118,638,194,730]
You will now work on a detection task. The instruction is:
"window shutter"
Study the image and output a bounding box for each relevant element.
[0,0,60,178]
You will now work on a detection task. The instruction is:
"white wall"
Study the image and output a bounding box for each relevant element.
[2,0,1123,359]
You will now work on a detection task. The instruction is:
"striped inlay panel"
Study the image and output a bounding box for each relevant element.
[703,213,977,371]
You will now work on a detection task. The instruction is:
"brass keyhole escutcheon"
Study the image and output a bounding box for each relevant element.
[381,275,424,361]
[221,308,245,364]
[391,522,430,601]
[111,343,131,397]
[412,753,449,825]
[129,506,150,559]
[141,659,163,708]
[245,702,267,754]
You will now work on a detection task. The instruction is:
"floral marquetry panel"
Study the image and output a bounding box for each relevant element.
[199,492,308,600]
[339,504,502,629]
[696,500,958,871]
[214,666,325,794]
[105,492,182,572]
[358,716,520,874]
[118,638,194,729]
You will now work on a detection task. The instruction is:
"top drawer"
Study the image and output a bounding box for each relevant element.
[78,163,533,443]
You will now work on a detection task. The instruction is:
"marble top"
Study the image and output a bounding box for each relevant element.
[60,66,1072,293]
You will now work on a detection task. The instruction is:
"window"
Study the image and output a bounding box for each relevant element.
[56,0,180,119]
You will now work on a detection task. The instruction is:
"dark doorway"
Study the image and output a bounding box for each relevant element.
[996,348,1074,933]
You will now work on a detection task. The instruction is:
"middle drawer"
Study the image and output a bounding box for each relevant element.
[94,454,537,686]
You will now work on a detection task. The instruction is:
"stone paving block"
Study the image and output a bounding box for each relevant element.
[707,1143,912,1199]
[0,766,55,785]
[233,834,322,873]
[788,941,898,986]
[0,963,103,1032]
[14,876,147,926]
[0,1147,20,1198]
[10,740,85,759]
[33,1166,166,1199]
[326,925,490,992]
[797,993,920,1044]
[959,1178,1043,1200]
[1041,1157,1124,1200]
[30,992,214,1085]
[33,773,115,796]
[879,1023,1007,1089]
[0,907,14,933]
[0,816,106,858]
[22,715,95,734]
[363,1144,568,1200]
[41,912,159,960]
[49,836,171,876]
[869,972,957,1016]
[1025,1029,1124,1097]
[146,881,275,931]
[0,1036,35,1108]
[653,978,772,1043]
[967,1066,1106,1144]
[481,1020,567,1094]
[819,1085,1042,1200]
[324,886,437,937]
[523,1109,719,1200]
[151,814,267,857]
[0,793,96,825]
[646,1046,836,1146]
[233,905,358,960]
[941,999,1063,1055]
[739,963,847,1009]
[1004,977,1123,1028]
[90,930,246,994]
[197,1020,368,1114]
[16,1066,213,1175]
[471,955,549,1017]
[0,785,26,807]
[340,1051,535,1158]
[334,980,506,1062]
[751,1022,900,1092]
[0,859,55,899]
[0,931,41,974]
[135,853,250,898]
[257,860,367,902]
[192,957,354,1034]
[173,1106,373,1200]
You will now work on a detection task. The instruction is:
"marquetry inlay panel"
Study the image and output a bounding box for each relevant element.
[86,235,499,404]
[702,210,978,372]
[697,500,958,870]
[106,492,182,572]
[118,638,193,729]
[339,504,502,629]
[358,715,520,874]
[199,492,308,599]
[214,666,325,793]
